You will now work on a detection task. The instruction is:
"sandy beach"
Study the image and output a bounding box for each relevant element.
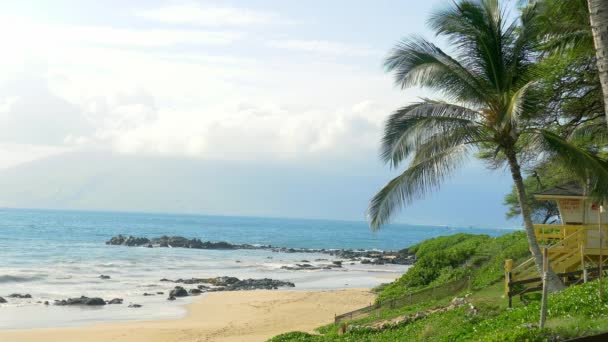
[0,289,374,342]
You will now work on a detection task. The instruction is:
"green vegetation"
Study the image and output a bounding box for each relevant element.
[366,0,608,292]
[268,0,608,340]
[268,233,608,342]
[376,232,528,302]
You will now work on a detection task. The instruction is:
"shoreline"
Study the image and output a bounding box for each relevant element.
[0,288,374,342]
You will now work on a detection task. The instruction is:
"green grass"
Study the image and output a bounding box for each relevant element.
[268,231,608,341]
[376,231,529,302]
[269,281,608,341]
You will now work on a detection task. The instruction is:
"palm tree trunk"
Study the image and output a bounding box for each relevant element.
[588,0,608,125]
[504,149,565,292]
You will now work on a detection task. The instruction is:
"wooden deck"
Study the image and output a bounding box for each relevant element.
[505,224,608,300]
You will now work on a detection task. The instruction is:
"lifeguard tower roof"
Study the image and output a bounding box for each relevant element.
[534,182,585,199]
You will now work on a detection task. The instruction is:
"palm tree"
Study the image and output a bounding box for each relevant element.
[587,0,608,125]
[368,0,608,291]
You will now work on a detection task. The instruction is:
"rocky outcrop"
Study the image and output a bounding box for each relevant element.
[169,286,188,298]
[161,276,295,295]
[54,296,106,306]
[106,235,248,250]
[226,278,295,290]
[105,235,416,265]
[107,298,123,304]
[189,288,203,295]
[281,263,342,271]
[0,297,6,303]
[106,235,151,247]
[8,293,31,298]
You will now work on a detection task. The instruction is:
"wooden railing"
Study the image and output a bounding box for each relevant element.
[506,224,608,299]
[334,277,471,324]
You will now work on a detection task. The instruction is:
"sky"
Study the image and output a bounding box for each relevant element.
[0,0,519,227]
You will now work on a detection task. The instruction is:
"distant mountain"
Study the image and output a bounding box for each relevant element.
[0,151,513,226]
[0,151,383,220]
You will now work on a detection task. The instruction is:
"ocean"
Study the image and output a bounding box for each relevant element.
[0,208,512,329]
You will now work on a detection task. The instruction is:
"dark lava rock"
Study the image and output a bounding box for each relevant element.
[332,261,343,267]
[106,235,243,250]
[128,304,142,308]
[55,296,106,306]
[0,297,6,303]
[105,235,417,266]
[167,296,176,301]
[281,263,341,271]
[99,275,111,279]
[44,301,49,305]
[107,298,123,304]
[143,292,155,296]
[189,288,203,295]
[211,276,239,286]
[169,286,188,297]
[160,278,173,282]
[174,278,207,284]
[8,293,31,298]
[156,291,164,295]
[227,278,295,291]
[106,235,151,247]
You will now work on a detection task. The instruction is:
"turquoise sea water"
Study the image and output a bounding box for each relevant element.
[0,208,513,328]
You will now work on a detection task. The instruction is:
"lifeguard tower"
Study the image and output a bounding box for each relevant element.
[505,182,607,303]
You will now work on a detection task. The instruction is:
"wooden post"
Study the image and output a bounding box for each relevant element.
[505,259,513,296]
[540,248,548,329]
[599,205,604,298]
[581,243,588,283]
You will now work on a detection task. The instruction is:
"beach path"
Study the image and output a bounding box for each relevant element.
[0,289,373,342]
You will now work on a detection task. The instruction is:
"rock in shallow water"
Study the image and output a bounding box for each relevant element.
[163,277,295,292]
[54,296,106,306]
[107,298,123,304]
[169,286,188,298]
[0,297,6,303]
[128,304,142,308]
[189,288,203,295]
[8,293,31,299]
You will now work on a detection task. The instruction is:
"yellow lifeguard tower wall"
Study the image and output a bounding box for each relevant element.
[556,197,607,225]
[506,186,608,290]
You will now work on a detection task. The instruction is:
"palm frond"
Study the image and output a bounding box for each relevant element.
[537,130,608,197]
[502,80,537,126]
[384,38,489,104]
[429,0,509,93]
[381,100,481,167]
[368,145,469,230]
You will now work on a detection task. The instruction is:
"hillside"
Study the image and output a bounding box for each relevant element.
[269,232,608,341]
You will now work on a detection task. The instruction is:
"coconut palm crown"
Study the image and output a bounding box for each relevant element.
[368,0,608,289]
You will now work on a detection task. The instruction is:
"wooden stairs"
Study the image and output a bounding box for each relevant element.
[505,224,608,305]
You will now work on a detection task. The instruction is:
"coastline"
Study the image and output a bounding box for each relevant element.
[0,288,374,342]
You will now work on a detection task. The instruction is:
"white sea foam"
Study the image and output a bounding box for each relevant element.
[0,248,408,329]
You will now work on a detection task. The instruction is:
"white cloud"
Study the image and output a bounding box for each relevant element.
[0,16,241,52]
[0,6,409,168]
[267,39,381,57]
[137,4,281,27]
[93,101,385,161]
